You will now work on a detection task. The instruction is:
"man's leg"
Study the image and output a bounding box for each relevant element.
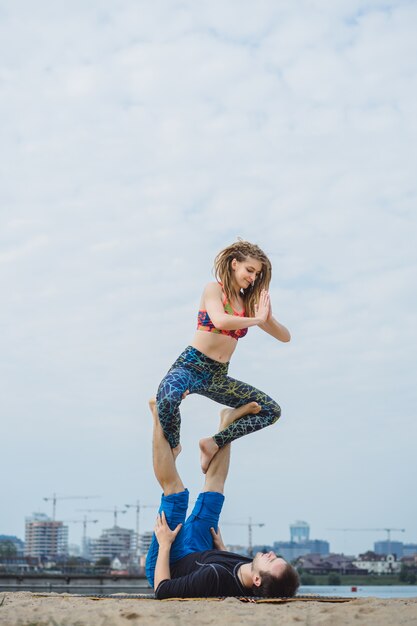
[149,398,184,495]
[202,405,241,493]
[182,403,259,553]
[146,399,188,587]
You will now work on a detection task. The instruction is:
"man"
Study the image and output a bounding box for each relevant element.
[146,399,299,599]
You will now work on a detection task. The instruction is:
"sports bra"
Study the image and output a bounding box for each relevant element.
[197,287,248,340]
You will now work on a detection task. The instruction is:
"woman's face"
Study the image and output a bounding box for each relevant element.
[231,256,263,290]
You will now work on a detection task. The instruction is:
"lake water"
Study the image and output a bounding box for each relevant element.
[300,585,417,599]
[2,583,417,599]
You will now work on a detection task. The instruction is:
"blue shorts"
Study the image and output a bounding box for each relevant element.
[145,489,225,587]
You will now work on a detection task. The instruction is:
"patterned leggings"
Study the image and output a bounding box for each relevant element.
[156,346,281,449]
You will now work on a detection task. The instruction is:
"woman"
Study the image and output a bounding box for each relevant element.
[156,240,291,472]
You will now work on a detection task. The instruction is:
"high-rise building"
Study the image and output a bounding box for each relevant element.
[138,531,154,568]
[89,526,135,561]
[290,520,310,543]
[273,521,330,561]
[273,539,330,561]
[139,531,153,556]
[403,544,417,557]
[374,540,404,558]
[25,513,68,558]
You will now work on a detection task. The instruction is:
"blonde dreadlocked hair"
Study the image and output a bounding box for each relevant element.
[213,240,272,317]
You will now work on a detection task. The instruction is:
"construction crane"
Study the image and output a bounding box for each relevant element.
[43,493,99,520]
[77,506,127,527]
[223,517,265,556]
[63,517,98,556]
[125,500,158,555]
[327,528,406,554]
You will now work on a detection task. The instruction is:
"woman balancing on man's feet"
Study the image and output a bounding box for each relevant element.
[156,240,291,473]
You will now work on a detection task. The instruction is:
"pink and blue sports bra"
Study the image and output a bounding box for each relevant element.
[197,288,248,340]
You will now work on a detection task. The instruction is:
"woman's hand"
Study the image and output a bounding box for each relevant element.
[258,299,292,342]
[259,298,273,326]
[210,526,227,551]
[266,298,272,321]
[154,511,182,548]
[254,290,270,324]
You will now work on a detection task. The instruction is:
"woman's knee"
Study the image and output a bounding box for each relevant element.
[268,401,281,425]
[157,378,184,415]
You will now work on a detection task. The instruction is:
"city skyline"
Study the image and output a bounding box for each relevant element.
[2,507,414,559]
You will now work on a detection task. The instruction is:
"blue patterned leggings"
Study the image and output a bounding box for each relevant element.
[156,346,281,449]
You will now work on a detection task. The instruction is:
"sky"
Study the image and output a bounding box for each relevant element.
[1,0,416,558]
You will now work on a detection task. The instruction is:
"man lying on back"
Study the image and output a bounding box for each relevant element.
[146,399,299,599]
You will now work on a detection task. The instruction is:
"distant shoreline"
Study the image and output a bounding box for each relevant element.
[300,573,415,586]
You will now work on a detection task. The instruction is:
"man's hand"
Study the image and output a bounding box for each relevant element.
[210,526,227,551]
[154,511,182,548]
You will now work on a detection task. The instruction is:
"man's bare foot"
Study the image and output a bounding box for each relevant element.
[149,397,181,459]
[219,401,261,430]
[199,437,219,474]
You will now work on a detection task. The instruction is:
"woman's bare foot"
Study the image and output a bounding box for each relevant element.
[149,397,181,459]
[199,437,219,475]
[219,401,261,430]
[199,402,261,474]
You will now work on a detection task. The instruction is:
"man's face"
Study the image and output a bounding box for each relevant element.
[252,551,287,579]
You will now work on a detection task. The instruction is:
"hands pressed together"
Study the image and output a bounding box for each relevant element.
[254,289,271,325]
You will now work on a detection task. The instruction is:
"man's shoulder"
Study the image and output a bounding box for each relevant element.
[199,550,252,564]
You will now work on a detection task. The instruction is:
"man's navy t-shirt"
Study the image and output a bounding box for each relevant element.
[155,550,253,599]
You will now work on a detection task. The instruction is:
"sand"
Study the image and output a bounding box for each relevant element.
[1,592,417,626]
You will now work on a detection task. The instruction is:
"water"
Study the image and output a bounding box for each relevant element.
[300,585,417,599]
[3,583,417,598]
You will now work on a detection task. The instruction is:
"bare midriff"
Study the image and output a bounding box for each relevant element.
[190,330,238,363]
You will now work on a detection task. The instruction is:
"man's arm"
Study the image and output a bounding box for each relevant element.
[154,545,171,590]
[153,511,182,590]
[155,566,219,599]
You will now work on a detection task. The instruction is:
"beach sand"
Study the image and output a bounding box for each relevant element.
[1,592,417,626]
